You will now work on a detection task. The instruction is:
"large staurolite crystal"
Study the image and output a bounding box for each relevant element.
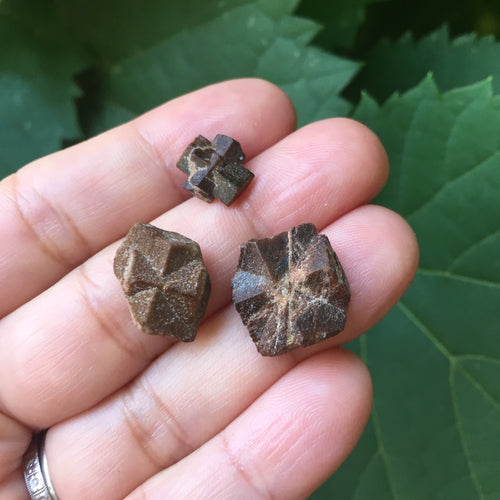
[114,223,211,341]
[231,223,350,356]
[177,134,254,205]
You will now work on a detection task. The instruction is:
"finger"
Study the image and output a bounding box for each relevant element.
[0,470,27,500]
[130,350,372,500]
[43,205,415,500]
[0,413,30,500]
[0,78,296,317]
[0,119,390,426]
[0,413,30,482]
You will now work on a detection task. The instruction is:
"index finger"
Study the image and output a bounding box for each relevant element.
[0,79,296,317]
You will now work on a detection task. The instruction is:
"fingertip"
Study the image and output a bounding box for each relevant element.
[355,117,389,187]
[133,77,297,161]
[237,116,391,240]
[237,348,373,498]
[380,205,420,290]
[344,205,419,320]
[232,78,298,136]
[284,117,390,208]
[326,117,390,200]
[308,204,419,348]
[286,348,373,441]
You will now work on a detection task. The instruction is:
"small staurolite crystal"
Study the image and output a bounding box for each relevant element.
[176,134,254,206]
[114,223,210,341]
[231,223,350,356]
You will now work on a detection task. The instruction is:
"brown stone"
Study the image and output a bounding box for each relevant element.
[114,223,210,341]
[177,134,254,205]
[231,223,350,356]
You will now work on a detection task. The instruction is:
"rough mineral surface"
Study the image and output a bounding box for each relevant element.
[231,223,350,356]
[177,134,254,205]
[114,223,210,341]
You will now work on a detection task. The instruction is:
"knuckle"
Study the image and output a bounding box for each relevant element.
[119,373,195,470]
[9,172,91,269]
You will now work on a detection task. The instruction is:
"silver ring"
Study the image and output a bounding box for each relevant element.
[23,431,59,500]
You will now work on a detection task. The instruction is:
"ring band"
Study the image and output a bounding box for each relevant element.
[23,431,59,500]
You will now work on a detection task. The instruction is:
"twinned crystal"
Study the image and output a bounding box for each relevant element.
[114,223,210,341]
[231,223,350,356]
[177,134,254,205]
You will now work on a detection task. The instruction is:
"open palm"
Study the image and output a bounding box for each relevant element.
[0,79,418,499]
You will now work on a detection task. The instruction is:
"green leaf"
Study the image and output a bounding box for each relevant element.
[0,2,88,177]
[351,0,500,55]
[349,25,500,102]
[296,0,387,50]
[0,1,90,176]
[313,77,500,499]
[52,0,253,62]
[85,1,359,134]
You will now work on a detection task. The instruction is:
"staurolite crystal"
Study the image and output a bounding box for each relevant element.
[177,134,254,206]
[231,223,350,356]
[114,223,210,341]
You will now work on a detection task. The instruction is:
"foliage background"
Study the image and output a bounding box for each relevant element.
[1,0,499,498]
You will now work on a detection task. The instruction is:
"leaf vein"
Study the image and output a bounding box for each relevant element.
[417,268,500,288]
[404,150,500,220]
[457,354,500,363]
[398,302,485,499]
[448,228,500,272]
[450,366,485,499]
[397,99,427,214]
[351,450,383,500]
[360,336,400,500]
[397,301,452,359]
[457,362,500,411]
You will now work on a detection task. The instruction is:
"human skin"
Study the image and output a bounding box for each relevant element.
[0,79,418,499]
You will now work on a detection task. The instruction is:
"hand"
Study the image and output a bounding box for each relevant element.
[0,79,418,499]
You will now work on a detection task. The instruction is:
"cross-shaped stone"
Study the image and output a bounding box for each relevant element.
[177,134,254,206]
[114,223,211,341]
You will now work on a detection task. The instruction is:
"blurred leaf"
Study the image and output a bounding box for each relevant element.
[0,1,89,175]
[354,0,500,56]
[313,77,500,499]
[296,0,387,50]
[84,1,359,134]
[348,25,500,102]
[52,0,253,62]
